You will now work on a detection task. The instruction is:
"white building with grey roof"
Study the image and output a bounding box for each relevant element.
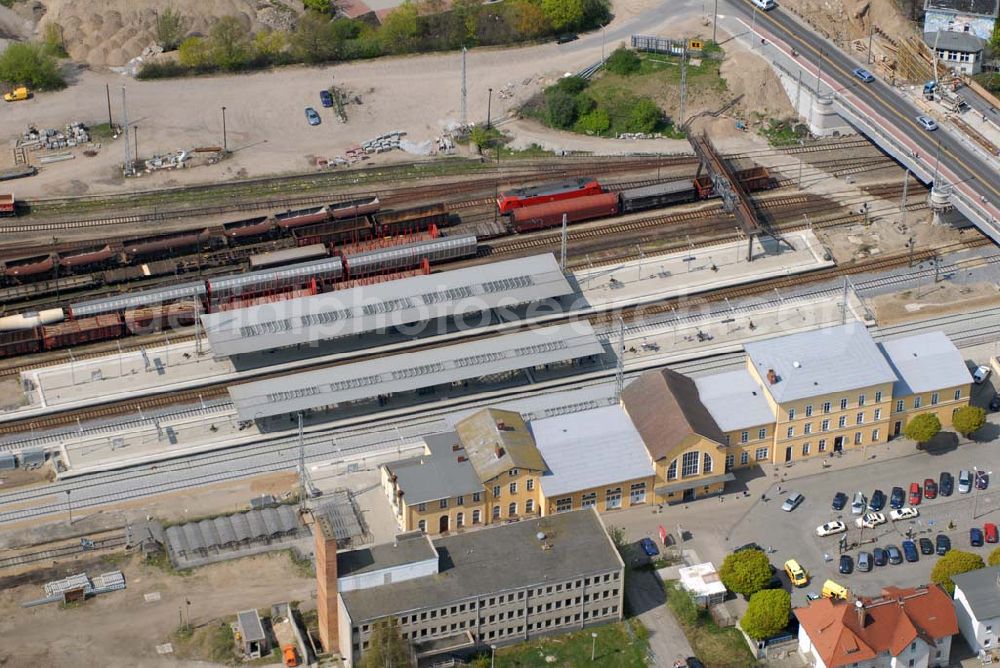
[953,565,1000,656]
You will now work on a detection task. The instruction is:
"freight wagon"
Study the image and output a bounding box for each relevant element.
[41,313,124,350]
[123,229,215,260]
[2,254,54,278]
[342,234,477,277]
[330,196,381,220]
[510,193,620,233]
[223,216,274,240]
[249,244,329,270]
[59,245,117,271]
[497,178,603,214]
[0,328,42,357]
[124,301,199,334]
[619,181,699,212]
[275,205,330,230]
[292,219,373,248]
[374,204,450,236]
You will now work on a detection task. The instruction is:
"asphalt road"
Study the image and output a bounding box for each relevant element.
[721,0,1000,222]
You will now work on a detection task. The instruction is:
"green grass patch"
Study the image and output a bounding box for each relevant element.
[665,581,757,668]
[285,548,315,578]
[973,71,1000,93]
[170,619,238,665]
[478,619,649,667]
[87,122,118,140]
[758,118,807,147]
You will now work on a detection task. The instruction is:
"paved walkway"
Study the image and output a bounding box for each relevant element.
[624,556,693,668]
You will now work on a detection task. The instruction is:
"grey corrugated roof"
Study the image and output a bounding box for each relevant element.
[953,566,1000,620]
[165,525,188,554]
[744,323,897,403]
[338,531,437,578]
[201,253,573,357]
[230,322,602,420]
[214,517,237,545]
[230,513,251,542]
[925,0,998,17]
[879,331,970,396]
[924,30,986,51]
[70,282,206,318]
[388,432,484,505]
[260,507,280,535]
[317,491,365,542]
[344,235,478,274]
[198,519,220,548]
[277,504,298,533]
[533,405,654,497]
[208,257,343,293]
[339,509,623,624]
[246,510,266,537]
[694,369,775,431]
[237,610,267,642]
[182,523,204,551]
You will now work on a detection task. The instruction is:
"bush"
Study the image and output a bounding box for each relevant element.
[178,36,213,70]
[665,581,699,626]
[742,589,790,640]
[904,413,941,444]
[627,97,661,133]
[541,0,585,31]
[210,16,253,71]
[719,548,772,597]
[155,7,189,50]
[576,108,610,134]
[605,46,640,75]
[546,88,578,129]
[989,547,1000,566]
[137,60,192,80]
[953,405,986,437]
[304,0,333,12]
[931,550,984,593]
[0,42,65,90]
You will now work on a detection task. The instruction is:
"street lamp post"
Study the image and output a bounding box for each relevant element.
[221,106,228,152]
[65,489,73,524]
[487,89,493,130]
[133,125,139,168]
[490,644,497,668]
[591,632,598,661]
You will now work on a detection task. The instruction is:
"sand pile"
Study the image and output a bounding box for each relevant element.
[38,0,298,67]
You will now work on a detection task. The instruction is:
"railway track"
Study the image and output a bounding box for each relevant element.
[0,533,127,570]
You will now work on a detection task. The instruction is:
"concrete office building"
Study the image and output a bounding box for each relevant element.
[331,509,624,666]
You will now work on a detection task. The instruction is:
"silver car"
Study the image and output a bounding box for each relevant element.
[851,491,867,515]
[781,492,805,512]
[959,470,973,494]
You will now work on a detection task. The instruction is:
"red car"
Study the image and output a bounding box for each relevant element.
[924,478,938,499]
[985,523,999,544]
[909,482,922,505]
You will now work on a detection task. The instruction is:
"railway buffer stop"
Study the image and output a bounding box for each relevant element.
[199,253,576,367]
[689,131,791,262]
[228,322,605,429]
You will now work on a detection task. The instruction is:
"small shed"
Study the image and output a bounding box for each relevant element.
[236,609,269,659]
[19,448,45,468]
[678,562,727,607]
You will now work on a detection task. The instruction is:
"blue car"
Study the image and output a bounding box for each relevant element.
[869,489,886,511]
[832,492,848,511]
[853,67,875,83]
[872,547,887,567]
[972,528,985,547]
[886,544,903,565]
[890,487,905,509]
[319,90,334,108]
[305,107,321,126]
[639,537,659,557]
[902,540,919,562]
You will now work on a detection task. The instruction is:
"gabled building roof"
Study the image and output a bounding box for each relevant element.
[694,369,775,431]
[385,432,484,505]
[744,322,897,403]
[621,368,726,461]
[953,565,1000,620]
[456,409,547,482]
[795,585,958,668]
[878,331,972,395]
[924,30,986,51]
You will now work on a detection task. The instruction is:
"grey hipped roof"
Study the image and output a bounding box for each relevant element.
[953,566,1000,620]
[230,322,602,420]
[387,432,484,505]
[456,408,547,482]
[924,0,998,17]
[694,369,775,432]
[924,31,986,52]
[338,508,623,624]
[201,253,573,357]
[878,331,971,396]
[532,405,655,497]
[744,322,897,403]
[338,531,437,578]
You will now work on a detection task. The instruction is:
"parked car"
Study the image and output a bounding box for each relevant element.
[940,471,954,497]
[971,528,985,547]
[556,33,579,44]
[909,482,922,505]
[319,90,334,108]
[686,658,706,668]
[917,115,938,131]
[639,537,659,557]
[924,478,938,499]
[857,551,872,572]
[886,544,903,564]
[734,542,763,553]
[784,559,809,587]
[832,492,848,511]
[782,492,805,512]
[973,365,992,384]
[902,540,919,562]
[985,523,999,544]
[305,107,321,126]
[851,491,868,515]
[890,486,906,509]
[852,67,876,83]
[873,547,888,567]
[990,394,1000,412]
[936,534,951,555]
[855,512,887,529]
[839,554,854,574]
[959,470,973,494]
[869,489,886,511]
[817,521,847,537]
[890,507,920,521]
[919,538,935,555]
[976,470,990,490]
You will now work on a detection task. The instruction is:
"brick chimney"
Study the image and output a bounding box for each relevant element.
[855,600,865,627]
[767,369,778,385]
[314,514,340,655]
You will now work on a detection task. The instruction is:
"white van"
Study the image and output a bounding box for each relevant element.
[752,0,776,10]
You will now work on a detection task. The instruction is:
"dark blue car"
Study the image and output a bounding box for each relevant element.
[872,547,887,566]
[972,528,985,547]
[319,90,334,108]
[639,537,659,557]
[832,492,848,511]
[890,486,905,509]
[936,534,951,555]
[869,489,886,511]
[902,540,919,562]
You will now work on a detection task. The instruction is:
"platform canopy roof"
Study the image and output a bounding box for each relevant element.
[70,282,206,318]
[229,322,602,420]
[201,253,573,358]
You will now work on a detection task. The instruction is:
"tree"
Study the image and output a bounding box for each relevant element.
[545,88,578,128]
[380,2,420,54]
[43,22,67,57]
[741,589,790,640]
[989,547,1000,566]
[252,29,287,63]
[719,548,772,597]
[468,126,503,151]
[209,16,252,71]
[0,42,65,90]
[627,97,662,133]
[953,405,986,437]
[303,0,333,12]
[904,413,941,444]
[178,36,212,69]
[605,46,640,75]
[155,7,189,50]
[291,13,340,63]
[931,549,984,593]
[576,108,610,134]
[990,22,1000,53]
[506,0,549,39]
[360,617,412,668]
[540,0,584,31]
